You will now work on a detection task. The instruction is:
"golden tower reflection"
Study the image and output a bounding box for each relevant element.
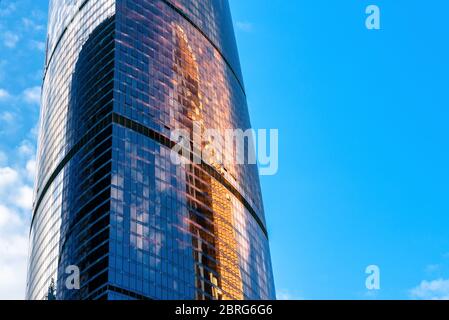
[172,24,243,300]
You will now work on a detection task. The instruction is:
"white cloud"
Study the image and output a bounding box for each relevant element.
[0,142,36,299]
[29,122,40,140]
[0,88,11,100]
[18,140,35,157]
[22,18,45,31]
[0,111,15,124]
[276,289,304,300]
[0,3,16,17]
[410,279,449,300]
[0,202,29,300]
[0,252,28,299]
[0,112,18,136]
[3,31,20,48]
[0,166,20,190]
[0,205,22,228]
[22,86,41,105]
[26,159,36,181]
[236,21,254,32]
[0,263,27,299]
[30,40,45,52]
[14,186,33,211]
[0,222,28,300]
[30,9,46,22]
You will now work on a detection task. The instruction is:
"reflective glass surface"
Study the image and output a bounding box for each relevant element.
[27,0,275,300]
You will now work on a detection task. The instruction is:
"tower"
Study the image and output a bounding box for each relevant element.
[26,0,275,300]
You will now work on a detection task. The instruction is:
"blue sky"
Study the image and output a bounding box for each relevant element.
[230,0,449,299]
[0,0,47,299]
[1,0,449,300]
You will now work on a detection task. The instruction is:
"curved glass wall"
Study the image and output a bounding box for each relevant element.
[26,0,275,300]
[26,0,115,300]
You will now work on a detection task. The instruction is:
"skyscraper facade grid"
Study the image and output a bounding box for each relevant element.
[26,0,275,300]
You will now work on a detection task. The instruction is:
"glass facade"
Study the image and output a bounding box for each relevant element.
[26,0,275,300]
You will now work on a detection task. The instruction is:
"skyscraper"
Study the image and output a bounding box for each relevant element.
[26,0,275,300]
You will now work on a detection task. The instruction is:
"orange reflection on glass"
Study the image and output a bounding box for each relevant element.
[172,23,243,300]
